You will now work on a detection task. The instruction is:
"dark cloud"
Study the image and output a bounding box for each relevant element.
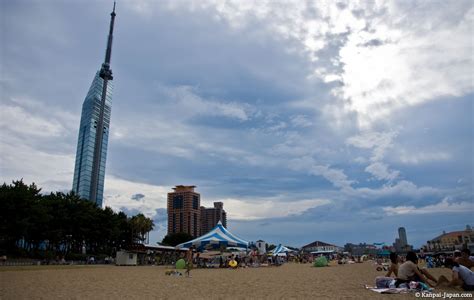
[336,2,347,10]
[359,39,384,47]
[131,193,145,201]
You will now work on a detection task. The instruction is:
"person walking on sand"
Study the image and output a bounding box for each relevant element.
[185,246,194,277]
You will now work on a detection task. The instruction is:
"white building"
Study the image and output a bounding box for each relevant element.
[256,240,266,254]
[115,251,137,266]
[301,241,342,254]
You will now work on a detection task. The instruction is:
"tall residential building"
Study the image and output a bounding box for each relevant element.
[398,227,408,246]
[167,186,201,237]
[393,227,413,253]
[72,3,116,207]
[200,202,227,235]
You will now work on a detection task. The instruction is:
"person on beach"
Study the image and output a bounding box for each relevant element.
[395,251,437,287]
[437,258,474,291]
[185,246,194,277]
[455,249,474,269]
[385,252,399,277]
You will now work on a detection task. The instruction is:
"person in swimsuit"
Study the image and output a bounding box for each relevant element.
[386,252,399,277]
[185,246,194,277]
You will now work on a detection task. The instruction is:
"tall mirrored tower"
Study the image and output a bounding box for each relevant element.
[73,3,116,207]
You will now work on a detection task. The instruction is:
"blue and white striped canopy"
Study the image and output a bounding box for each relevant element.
[176,221,249,250]
[271,244,292,256]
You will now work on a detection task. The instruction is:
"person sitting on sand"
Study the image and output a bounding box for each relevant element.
[455,249,474,269]
[437,258,474,291]
[386,252,399,278]
[395,251,437,287]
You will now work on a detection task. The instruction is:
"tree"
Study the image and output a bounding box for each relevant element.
[129,214,154,243]
[161,232,193,247]
[0,180,42,253]
[0,179,157,257]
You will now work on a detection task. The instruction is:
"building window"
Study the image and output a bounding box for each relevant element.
[173,195,183,209]
[172,213,176,233]
[188,213,191,234]
[194,213,197,237]
[192,195,199,210]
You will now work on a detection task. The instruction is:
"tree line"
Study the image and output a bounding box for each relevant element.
[0,180,154,259]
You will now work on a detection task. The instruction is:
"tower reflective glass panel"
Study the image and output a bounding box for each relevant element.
[72,72,113,207]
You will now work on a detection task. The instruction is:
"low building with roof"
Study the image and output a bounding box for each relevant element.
[344,243,379,256]
[424,225,474,252]
[301,240,342,254]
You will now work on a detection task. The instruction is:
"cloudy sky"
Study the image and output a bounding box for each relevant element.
[1,0,473,248]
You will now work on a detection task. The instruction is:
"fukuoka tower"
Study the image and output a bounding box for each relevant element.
[72,3,117,207]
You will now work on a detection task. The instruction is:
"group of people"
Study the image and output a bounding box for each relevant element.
[382,249,474,291]
[182,246,293,277]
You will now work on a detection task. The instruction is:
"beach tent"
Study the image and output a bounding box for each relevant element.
[176,221,249,250]
[271,244,292,256]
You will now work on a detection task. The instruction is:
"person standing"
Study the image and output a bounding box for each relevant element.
[185,246,194,277]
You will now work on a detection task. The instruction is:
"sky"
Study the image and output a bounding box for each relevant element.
[1,0,473,248]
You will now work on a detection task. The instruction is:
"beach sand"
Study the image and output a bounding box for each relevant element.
[0,262,464,299]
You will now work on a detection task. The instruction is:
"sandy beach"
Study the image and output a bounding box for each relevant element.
[1,262,464,299]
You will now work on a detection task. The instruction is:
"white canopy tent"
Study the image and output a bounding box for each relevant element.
[271,244,292,256]
[176,221,249,250]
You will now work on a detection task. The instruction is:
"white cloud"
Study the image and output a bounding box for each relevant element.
[383,198,474,216]
[335,3,474,127]
[398,150,451,165]
[365,162,399,181]
[290,156,354,190]
[290,115,313,128]
[218,197,332,220]
[158,84,253,121]
[0,105,66,137]
[347,130,401,181]
[0,135,75,192]
[104,176,169,218]
[356,180,440,200]
[347,131,397,161]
